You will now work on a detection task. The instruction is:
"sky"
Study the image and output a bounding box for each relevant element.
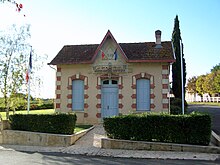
[0,0,219,98]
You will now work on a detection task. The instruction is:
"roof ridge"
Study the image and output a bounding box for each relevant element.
[64,44,99,46]
[63,41,171,46]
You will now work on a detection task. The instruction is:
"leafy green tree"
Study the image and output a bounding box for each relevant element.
[196,75,206,96]
[172,15,186,99]
[186,76,197,94]
[0,25,47,118]
[9,92,31,113]
[9,95,26,113]
[0,24,31,119]
[10,92,27,99]
[203,72,217,95]
[211,63,220,73]
[213,70,220,93]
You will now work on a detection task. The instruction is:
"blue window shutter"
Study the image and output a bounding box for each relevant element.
[72,80,84,111]
[136,79,150,111]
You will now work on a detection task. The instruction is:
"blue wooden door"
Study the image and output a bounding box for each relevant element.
[101,80,118,118]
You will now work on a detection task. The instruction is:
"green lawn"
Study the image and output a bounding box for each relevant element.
[74,125,93,133]
[0,109,55,120]
[188,102,220,106]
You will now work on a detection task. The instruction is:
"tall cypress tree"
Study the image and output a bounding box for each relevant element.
[172,15,186,99]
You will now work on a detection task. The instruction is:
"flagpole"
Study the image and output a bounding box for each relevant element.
[27,72,30,114]
[27,46,32,114]
[180,39,184,115]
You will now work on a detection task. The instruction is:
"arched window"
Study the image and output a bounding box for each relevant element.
[112,80,118,84]
[103,80,109,84]
[102,80,118,85]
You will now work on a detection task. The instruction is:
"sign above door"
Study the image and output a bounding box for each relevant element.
[92,63,128,74]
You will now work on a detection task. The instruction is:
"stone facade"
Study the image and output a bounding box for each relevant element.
[50,30,174,124]
[54,62,171,124]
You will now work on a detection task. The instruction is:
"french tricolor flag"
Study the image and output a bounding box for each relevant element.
[26,50,32,83]
[114,48,118,60]
[101,50,105,60]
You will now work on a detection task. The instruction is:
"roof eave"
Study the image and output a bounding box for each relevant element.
[48,59,176,65]
[47,61,92,65]
[127,59,176,63]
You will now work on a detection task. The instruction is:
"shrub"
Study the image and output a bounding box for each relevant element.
[9,113,77,135]
[170,97,188,107]
[37,103,54,109]
[103,113,211,145]
[170,105,182,115]
[0,107,5,112]
[170,98,188,114]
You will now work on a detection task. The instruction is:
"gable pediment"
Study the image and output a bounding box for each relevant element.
[92,30,128,65]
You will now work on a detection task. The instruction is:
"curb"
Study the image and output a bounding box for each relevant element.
[1,144,220,161]
[211,131,220,147]
[0,125,95,147]
[100,137,220,154]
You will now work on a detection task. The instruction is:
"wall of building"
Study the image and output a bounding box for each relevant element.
[54,38,170,124]
[54,61,170,124]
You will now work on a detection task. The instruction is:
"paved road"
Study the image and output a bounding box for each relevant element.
[188,104,220,135]
[0,150,219,165]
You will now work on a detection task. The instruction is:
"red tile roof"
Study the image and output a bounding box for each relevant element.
[49,41,174,65]
[120,42,174,62]
[49,30,175,65]
[50,44,98,64]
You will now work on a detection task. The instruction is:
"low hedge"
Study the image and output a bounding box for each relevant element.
[17,103,54,111]
[103,113,211,145]
[0,103,54,112]
[9,113,77,135]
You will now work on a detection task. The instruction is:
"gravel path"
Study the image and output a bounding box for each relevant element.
[74,125,106,146]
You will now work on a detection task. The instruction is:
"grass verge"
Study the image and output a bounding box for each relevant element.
[188,102,220,106]
[0,109,55,120]
[75,125,93,133]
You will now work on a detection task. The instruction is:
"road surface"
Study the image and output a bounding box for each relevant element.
[0,150,219,165]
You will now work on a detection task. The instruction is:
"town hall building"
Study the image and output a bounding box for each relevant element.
[49,30,175,124]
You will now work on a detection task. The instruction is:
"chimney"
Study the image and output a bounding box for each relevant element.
[155,30,162,47]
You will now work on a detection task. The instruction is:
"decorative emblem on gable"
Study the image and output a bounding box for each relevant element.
[92,46,130,75]
[101,47,118,61]
[91,30,131,76]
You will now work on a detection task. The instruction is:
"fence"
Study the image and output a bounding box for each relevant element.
[186,96,220,103]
